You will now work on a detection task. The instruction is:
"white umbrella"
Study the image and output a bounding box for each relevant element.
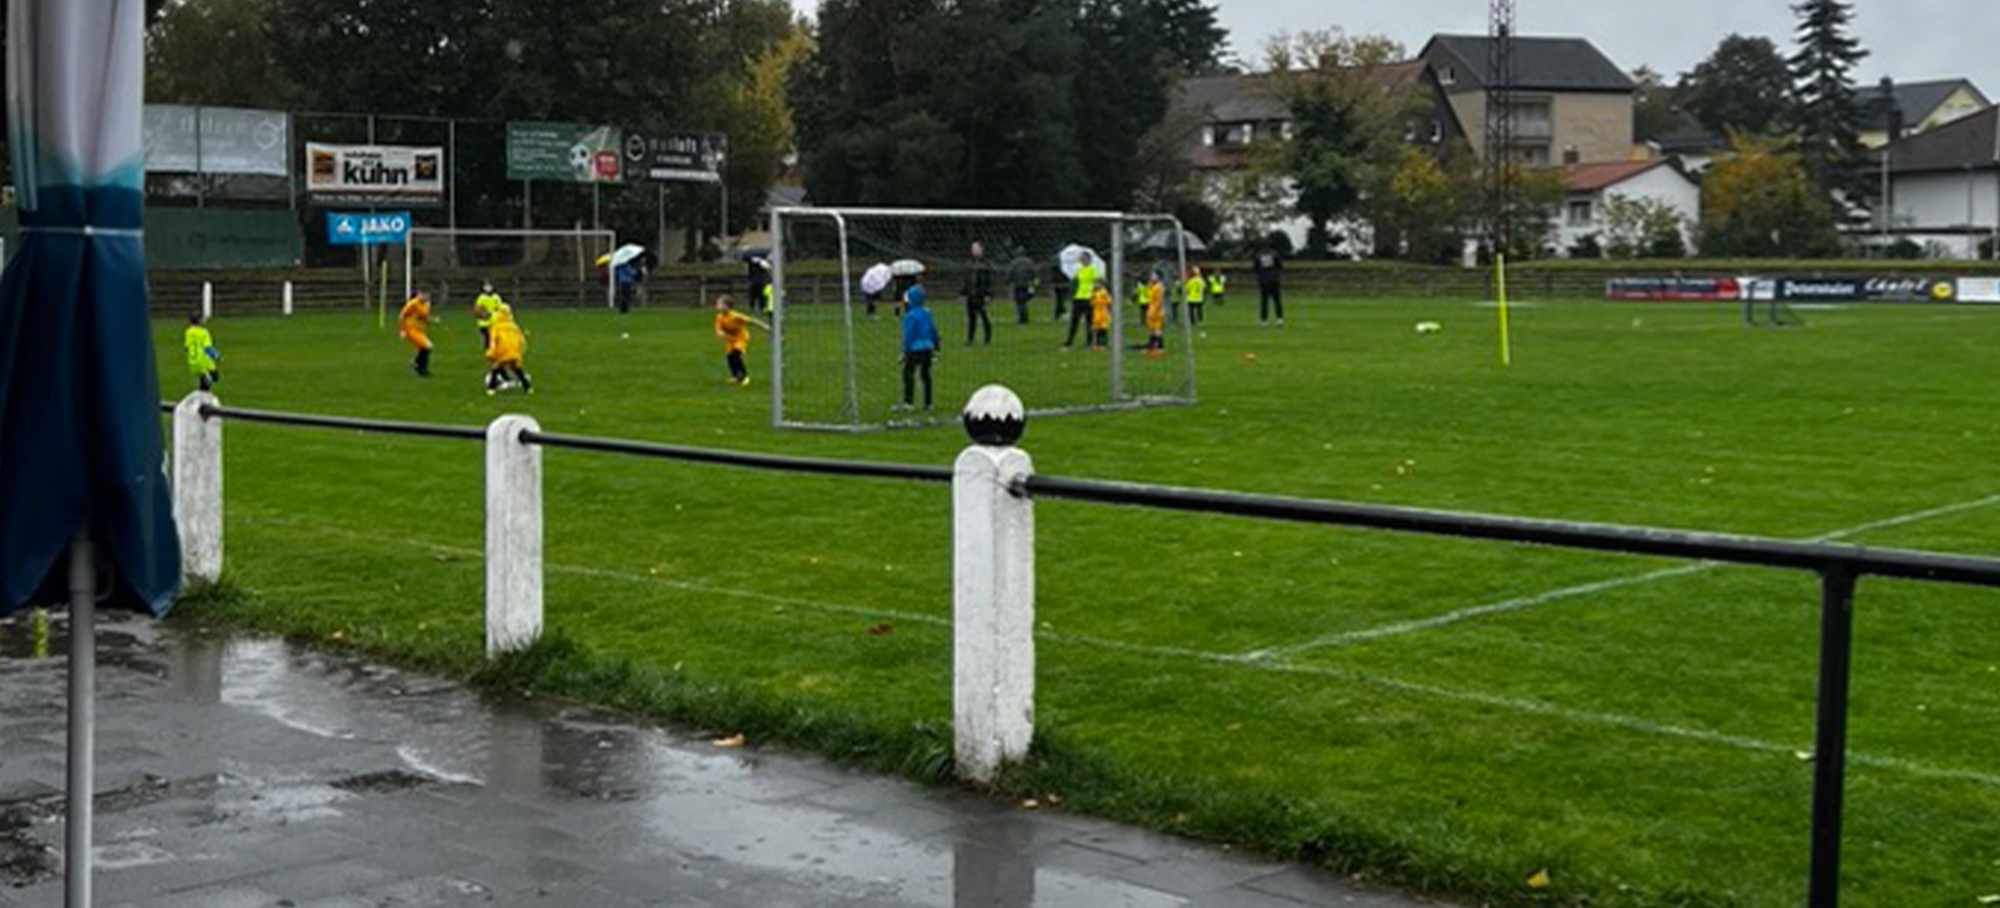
[596,244,646,267]
[889,258,926,277]
[1058,244,1099,280]
[860,263,893,295]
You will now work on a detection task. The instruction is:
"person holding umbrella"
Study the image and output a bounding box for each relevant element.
[861,262,893,318]
[963,240,994,346]
[1061,248,1102,349]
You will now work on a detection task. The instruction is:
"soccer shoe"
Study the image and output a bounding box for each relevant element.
[486,388,497,397]
[890,402,913,412]
[740,376,753,387]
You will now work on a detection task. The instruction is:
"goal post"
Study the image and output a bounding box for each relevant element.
[768,207,1195,431]
[400,227,617,316]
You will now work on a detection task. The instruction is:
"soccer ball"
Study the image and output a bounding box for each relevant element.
[1415,321,1442,334]
[962,384,1026,446]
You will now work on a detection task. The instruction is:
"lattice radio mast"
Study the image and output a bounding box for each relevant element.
[1485,0,1517,258]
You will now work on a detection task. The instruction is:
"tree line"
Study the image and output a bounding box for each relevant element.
[66,0,1884,261]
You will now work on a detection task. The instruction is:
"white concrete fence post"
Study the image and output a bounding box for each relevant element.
[485,414,543,657]
[953,386,1035,784]
[282,280,294,316]
[201,281,214,319]
[172,391,223,584]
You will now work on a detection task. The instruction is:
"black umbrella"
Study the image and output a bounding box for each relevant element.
[0,3,181,902]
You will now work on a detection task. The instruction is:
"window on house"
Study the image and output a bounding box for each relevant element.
[1567,199,1593,226]
[1215,123,1250,147]
[1429,120,1444,143]
[1278,121,1294,141]
[1562,146,1580,165]
[1201,126,1216,147]
[1439,65,1456,86]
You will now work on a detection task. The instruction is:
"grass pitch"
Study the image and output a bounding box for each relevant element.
[151,297,2000,907]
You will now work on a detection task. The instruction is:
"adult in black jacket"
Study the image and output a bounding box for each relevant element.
[964,241,994,345]
[1252,242,1285,325]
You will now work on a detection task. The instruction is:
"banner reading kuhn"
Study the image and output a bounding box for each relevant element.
[305,143,445,206]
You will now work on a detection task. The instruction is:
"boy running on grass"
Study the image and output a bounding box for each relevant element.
[399,291,435,377]
[185,312,220,392]
[483,306,532,395]
[896,274,941,411]
[712,296,769,386]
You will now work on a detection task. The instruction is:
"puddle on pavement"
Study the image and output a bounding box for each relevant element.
[0,610,1227,908]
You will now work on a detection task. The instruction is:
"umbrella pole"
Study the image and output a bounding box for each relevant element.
[64,531,94,908]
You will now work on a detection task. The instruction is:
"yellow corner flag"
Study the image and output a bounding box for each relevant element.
[1496,253,1512,367]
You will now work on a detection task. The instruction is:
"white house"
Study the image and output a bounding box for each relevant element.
[1873,105,2000,259]
[1554,159,1700,255]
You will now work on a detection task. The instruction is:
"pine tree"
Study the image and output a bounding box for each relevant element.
[1788,0,1870,217]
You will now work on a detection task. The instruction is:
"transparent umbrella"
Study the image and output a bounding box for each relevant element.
[1058,244,1100,280]
[860,263,894,295]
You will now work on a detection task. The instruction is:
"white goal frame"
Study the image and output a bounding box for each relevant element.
[768,206,1196,431]
[403,227,617,312]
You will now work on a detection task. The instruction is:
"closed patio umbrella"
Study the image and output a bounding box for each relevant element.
[0,2,181,903]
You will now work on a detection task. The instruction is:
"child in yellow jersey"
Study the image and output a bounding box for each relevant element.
[1088,285,1112,350]
[713,296,770,386]
[483,306,532,395]
[1143,276,1166,356]
[184,313,220,391]
[399,291,435,377]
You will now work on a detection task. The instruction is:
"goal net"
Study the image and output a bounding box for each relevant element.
[769,207,1196,430]
[399,228,617,315]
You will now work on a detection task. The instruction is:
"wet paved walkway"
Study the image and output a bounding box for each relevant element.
[0,615,1446,908]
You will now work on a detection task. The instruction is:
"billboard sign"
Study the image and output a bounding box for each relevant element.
[507,122,623,183]
[1957,277,2000,303]
[1777,278,1867,301]
[1605,277,1740,300]
[325,211,412,246]
[622,131,726,183]
[305,143,445,205]
[142,105,289,176]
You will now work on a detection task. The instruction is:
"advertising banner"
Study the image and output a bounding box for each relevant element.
[142,105,289,176]
[622,131,726,183]
[326,211,412,246]
[1776,278,1867,301]
[306,143,445,205]
[1604,277,1740,300]
[507,122,623,183]
[1860,276,1955,302]
[1957,277,2000,303]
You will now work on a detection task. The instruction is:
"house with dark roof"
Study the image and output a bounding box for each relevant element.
[1173,63,1463,175]
[1169,62,1465,252]
[1860,78,1989,148]
[1873,105,2000,258]
[1417,34,1635,167]
[1554,159,1700,254]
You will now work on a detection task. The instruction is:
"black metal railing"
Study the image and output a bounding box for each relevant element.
[167,399,2000,908]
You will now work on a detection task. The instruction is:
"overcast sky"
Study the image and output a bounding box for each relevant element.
[786,1,2000,97]
[1211,0,2000,94]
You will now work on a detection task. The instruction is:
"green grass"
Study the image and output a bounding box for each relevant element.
[157,298,2000,908]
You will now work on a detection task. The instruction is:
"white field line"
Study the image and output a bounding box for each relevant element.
[1249,493,2000,660]
[237,512,2000,788]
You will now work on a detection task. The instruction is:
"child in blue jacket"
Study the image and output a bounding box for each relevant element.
[898,275,942,411]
